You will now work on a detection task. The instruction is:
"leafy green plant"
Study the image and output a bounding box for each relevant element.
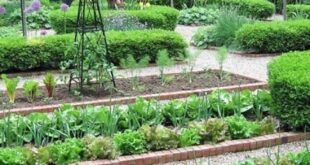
[1,74,19,103]
[113,130,147,155]
[179,128,201,147]
[23,80,40,103]
[191,26,216,48]
[37,138,84,165]
[216,46,228,80]
[82,135,118,160]
[162,100,187,127]
[43,72,56,97]
[0,147,35,165]
[156,49,174,85]
[252,90,273,120]
[120,55,150,90]
[139,125,179,151]
[204,118,229,143]
[178,7,219,25]
[225,115,261,139]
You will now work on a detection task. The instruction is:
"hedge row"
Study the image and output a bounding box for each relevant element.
[268,51,310,129]
[220,0,275,19]
[287,4,310,19]
[49,6,179,33]
[0,30,187,72]
[236,20,310,53]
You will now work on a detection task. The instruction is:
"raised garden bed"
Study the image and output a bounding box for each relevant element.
[0,70,263,114]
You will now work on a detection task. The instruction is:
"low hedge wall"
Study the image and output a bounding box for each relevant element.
[221,0,275,19]
[268,51,310,129]
[0,30,187,72]
[235,20,310,53]
[49,6,179,33]
[287,4,310,19]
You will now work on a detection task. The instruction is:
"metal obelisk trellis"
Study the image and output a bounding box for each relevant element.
[70,0,116,92]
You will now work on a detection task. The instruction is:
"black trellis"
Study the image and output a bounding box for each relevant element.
[69,0,116,91]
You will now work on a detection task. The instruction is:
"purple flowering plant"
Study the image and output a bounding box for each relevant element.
[0,6,6,15]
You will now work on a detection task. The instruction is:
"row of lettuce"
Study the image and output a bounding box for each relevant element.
[233,150,310,165]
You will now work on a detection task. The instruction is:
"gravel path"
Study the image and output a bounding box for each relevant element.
[161,140,310,165]
[0,25,274,90]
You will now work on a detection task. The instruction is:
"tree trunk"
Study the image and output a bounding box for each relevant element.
[21,0,27,37]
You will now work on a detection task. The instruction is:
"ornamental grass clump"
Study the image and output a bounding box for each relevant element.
[1,74,19,103]
[43,72,56,97]
[23,80,40,103]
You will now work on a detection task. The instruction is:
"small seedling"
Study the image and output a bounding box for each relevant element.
[120,55,149,91]
[156,49,174,85]
[43,72,56,97]
[1,74,19,103]
[23,80,40,103]
[215,46,228,80]
[183,49,201,84]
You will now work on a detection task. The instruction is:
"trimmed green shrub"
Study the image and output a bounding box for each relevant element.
[221,0,275,19]
[268,51,310,129]
[0,29,187,72]
[236,20,310,53]
[287,4,310,19]
[49,6,179,33]
[268,0,296,13]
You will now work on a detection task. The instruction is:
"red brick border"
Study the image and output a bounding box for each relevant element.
[74,132,310,165]
[0,82,267,117]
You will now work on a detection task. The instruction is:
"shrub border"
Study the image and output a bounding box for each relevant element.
[77,132,309,165]
[0,81,267,117]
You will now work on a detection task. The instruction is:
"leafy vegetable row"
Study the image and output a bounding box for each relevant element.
[0,115,277,165]
[0,89,272,147]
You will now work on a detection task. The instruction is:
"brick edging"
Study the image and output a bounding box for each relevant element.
[0,82,267,117]
[75,132,310,165]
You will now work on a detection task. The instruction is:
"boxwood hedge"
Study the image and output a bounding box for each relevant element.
[49,6,179,33]
[235,20,310,53]
[287,4,310,19]
[268,51,310,129]
[0,30,187,72]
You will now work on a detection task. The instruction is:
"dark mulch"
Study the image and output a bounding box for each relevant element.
[0,70,259,110]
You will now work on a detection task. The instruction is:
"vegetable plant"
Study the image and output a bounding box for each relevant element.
[179,128,201,147]
[215,47,228,80]
[1,74,19,103]
[156,49,174,85]
[43,72,56,97]
[23,80,40,103]
[113,130,147,155]
[183,49,201,84]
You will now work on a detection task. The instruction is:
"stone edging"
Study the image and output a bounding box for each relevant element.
[0,82,267,117]
[75,132,310,165]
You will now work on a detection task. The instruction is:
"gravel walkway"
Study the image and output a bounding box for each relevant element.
[161,140,310,165]
[0,25,274,90]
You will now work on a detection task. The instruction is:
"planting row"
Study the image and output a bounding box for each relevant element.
[233,150,310,165]
[0,114,276,165]
[0,29,187,72]
[0,89,273,147]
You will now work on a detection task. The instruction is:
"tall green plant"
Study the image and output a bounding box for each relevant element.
[120,55,150,90]
[1,74,19,103]
[183,49,201,84]
[215,46,228,80]
[156,49,174,85]
[23,80,40,103]
[43,72,56,97]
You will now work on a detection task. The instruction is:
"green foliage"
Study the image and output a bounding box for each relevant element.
[268,51,310,130]
[0,147,35,165]
[216,47,228,79]
[43,72,56,97]
[23,80,40,103]
[139,125,179,150]
[191,26,216,48]
[150,0,194,9]
[49,5,179,33]
[0,30,187,72]
[37,139,84,165]
[289,150,310,165]
[82,135,118,160]
[1,74,19,103]
[162,100,187,127]
[213,8,252,47]
[236,20,310,53]
[287,4,310,19]
[156,49,175,84]
[9,7,51,29]
[178,7,219,25]
[270,0,298,13]
[0,26,21,38]
[204,118,229,143]
[225,115,261,139]
[179,128,201,147]
[113,130,147,155]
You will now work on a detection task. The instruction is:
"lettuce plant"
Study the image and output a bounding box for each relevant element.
[225,115,261,139]
[0,147,35,165]
[179,128,201,147]
[1,74,19,103]
[113,130,147,155]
